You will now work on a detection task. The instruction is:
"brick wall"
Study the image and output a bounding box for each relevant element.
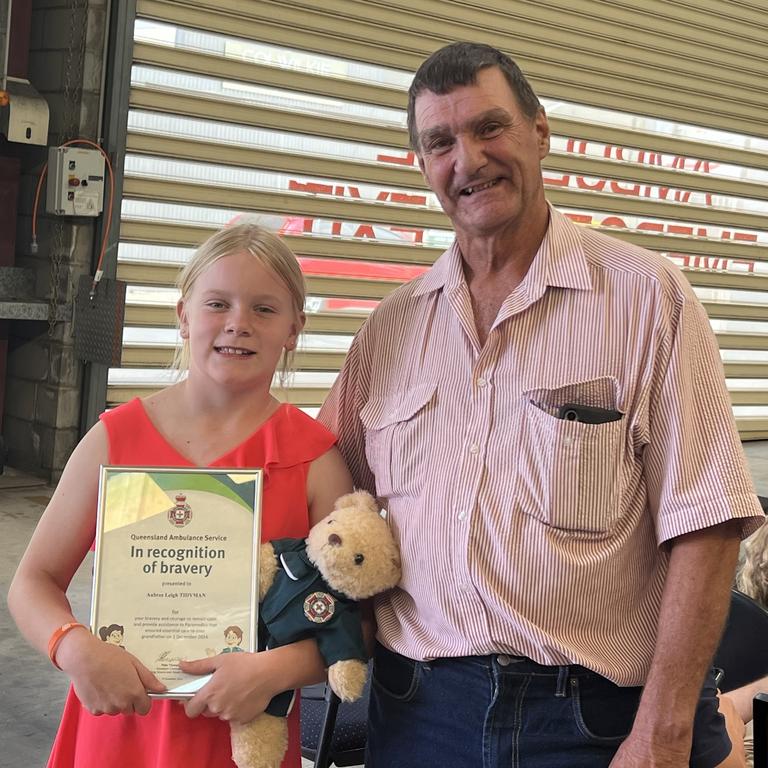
[3,0,108,480]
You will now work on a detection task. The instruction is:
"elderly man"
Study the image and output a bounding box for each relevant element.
[318,42,764,768]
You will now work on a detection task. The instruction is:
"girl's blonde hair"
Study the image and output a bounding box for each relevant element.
[736,518,768,609]
[173,220,305,385]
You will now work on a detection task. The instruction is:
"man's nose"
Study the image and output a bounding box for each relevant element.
[454,135,487,177]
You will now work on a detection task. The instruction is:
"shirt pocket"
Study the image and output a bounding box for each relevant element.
[517,391,624,535]
[360,382,437,499]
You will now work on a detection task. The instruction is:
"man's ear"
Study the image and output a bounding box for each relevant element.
[416,153,431,189]
[177,298,189,339]
[535,107,550,160]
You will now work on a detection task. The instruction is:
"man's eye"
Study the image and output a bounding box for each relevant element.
[256,306,276,314]
[427,138,452,154]
[206,301,225,309]
[480,122,503,137]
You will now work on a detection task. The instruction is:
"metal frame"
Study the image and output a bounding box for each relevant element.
[79,0,137,433]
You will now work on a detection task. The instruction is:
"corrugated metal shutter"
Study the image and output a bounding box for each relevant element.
[115,0,768,437]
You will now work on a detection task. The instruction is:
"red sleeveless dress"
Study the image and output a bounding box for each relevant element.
[48,398,336,768]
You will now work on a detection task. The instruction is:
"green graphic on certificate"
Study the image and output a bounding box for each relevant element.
[91,467,261,696]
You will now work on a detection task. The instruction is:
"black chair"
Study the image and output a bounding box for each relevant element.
[713,589,768,693]
[755,692,768,768]
[300,674,370,768]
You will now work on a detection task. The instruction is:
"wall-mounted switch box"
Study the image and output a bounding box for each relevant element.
[45,146,105,217]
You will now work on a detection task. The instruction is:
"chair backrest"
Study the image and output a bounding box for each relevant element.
[300,675,369,768]
[754,692,768,768]
[713,589,768,693]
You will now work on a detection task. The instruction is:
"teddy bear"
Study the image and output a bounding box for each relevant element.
[229,490,401,768]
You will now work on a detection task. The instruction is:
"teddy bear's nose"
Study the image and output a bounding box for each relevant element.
[328,533,342,546]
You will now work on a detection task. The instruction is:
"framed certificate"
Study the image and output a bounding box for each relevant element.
[91,466,261,697]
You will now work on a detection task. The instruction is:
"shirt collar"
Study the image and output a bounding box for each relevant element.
[412,239,464,297]
[412,204,593,298]
[537,205,593,292]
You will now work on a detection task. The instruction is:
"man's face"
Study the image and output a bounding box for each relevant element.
[414,67,550,241]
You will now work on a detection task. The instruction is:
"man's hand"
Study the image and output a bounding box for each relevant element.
[610,523,741,768]
[609,732,691,767]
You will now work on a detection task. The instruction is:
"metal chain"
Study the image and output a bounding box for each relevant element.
[61,0,87,141]
[49,0,89,333]
[48,221,68,336]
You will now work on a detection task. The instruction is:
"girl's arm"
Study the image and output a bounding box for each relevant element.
[7,421,165,715]
[721,675,768,724]
[182,446,354,723]
[305,445,355,525]
[714,692,747,768]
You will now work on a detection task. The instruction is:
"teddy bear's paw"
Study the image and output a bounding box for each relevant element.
[230,713,288,768]
[328,658,368,702]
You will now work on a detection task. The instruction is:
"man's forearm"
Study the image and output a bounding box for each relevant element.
[632,520,741,745]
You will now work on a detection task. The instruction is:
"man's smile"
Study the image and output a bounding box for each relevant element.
[460,178,502,196]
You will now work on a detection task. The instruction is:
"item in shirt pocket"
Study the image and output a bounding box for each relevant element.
[557,403,622,425]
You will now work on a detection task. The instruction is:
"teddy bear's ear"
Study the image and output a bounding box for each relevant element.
[333,490,380,516]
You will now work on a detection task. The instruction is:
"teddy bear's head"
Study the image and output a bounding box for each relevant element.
[306,490,401,601]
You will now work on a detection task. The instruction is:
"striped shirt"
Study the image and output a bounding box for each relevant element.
[318,206,764,685]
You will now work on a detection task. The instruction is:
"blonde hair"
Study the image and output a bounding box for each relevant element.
[173,220,305,386]
[736,518,768,609]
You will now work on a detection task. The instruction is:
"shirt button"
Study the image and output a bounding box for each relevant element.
[469,443,480,455]
[457,510,467,521]
[476,377,487,388]
[459,583,470,592]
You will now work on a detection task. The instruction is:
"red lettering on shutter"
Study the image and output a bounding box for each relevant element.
[543,171,571,186]
[376,151,418,167]
[576,177,607,191]
[289,180,333,194]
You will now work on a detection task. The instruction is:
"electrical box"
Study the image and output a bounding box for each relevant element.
[45,146,105,217]
[0,79,50,145]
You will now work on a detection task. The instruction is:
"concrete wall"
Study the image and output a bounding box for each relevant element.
[3,0,108,480]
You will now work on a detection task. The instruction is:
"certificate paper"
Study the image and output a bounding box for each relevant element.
[91,466,261,696]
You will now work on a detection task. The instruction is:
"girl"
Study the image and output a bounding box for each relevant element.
[736,517,768,609]
[8,221,353,767]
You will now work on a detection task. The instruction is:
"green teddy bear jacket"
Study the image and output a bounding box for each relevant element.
[260,537,367,717]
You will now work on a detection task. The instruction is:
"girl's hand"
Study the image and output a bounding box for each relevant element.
[180,653,282,724]
[58,631,166,716]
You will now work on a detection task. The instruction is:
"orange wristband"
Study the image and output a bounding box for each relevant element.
[48,622,87,670]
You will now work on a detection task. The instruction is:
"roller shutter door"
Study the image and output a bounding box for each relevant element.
[114,0,768,437]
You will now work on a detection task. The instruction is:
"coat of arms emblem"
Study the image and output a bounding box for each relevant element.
[168,492,192,527]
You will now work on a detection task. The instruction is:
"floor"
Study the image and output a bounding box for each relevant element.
[3,444,768,768]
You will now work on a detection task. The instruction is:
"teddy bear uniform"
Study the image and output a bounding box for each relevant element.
[46,398,336,768]
[260,537,367,717]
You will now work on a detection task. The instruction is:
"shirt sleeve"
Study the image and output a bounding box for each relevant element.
[318,327,377,496]
[642,282,764,543]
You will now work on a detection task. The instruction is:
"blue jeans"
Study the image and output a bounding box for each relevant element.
[366,643,730,768]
